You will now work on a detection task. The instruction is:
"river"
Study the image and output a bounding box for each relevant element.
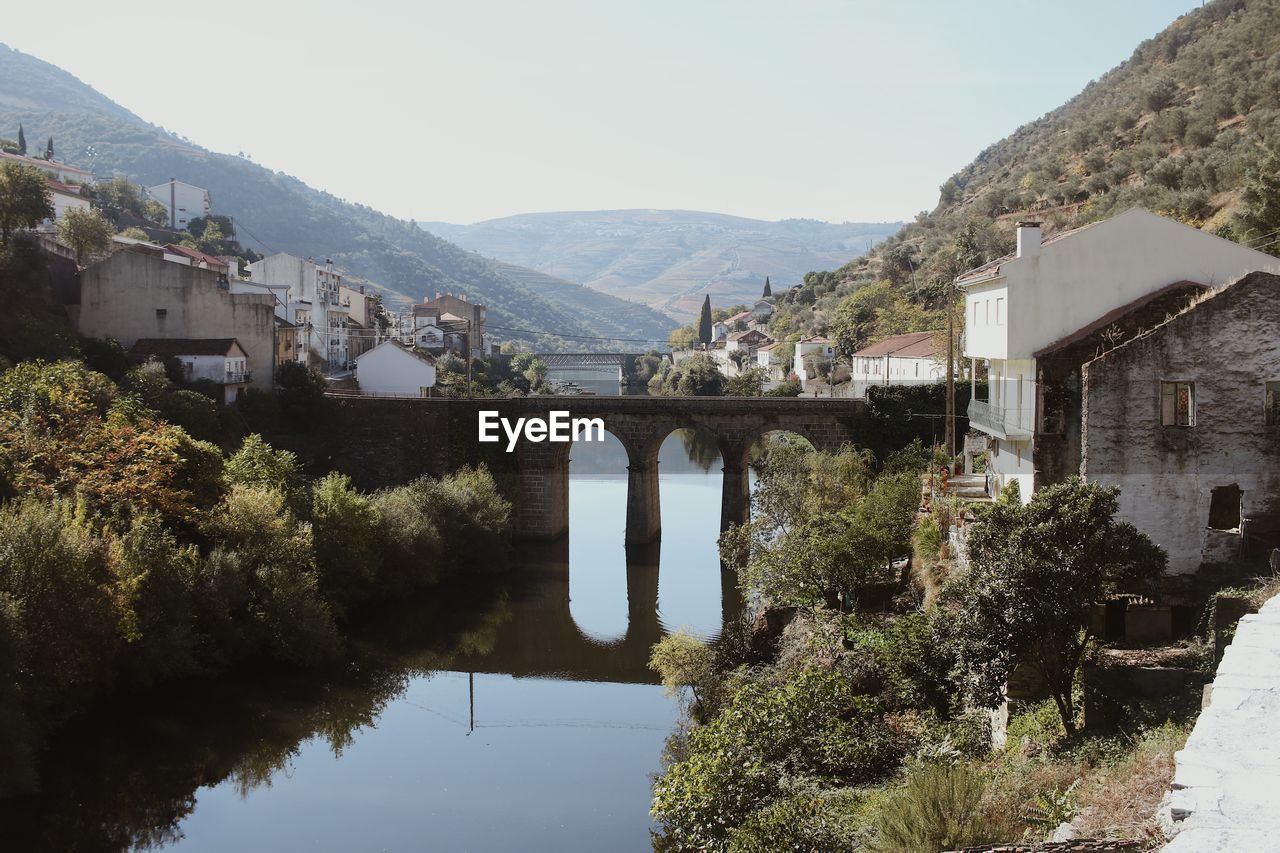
[2,429,740,852]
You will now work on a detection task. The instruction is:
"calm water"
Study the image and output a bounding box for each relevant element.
[4,431,739,852]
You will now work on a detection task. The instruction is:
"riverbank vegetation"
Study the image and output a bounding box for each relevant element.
[0,356,511,796]
[649,439,1215,850]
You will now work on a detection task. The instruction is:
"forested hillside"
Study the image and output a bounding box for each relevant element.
[0,45,675,350]
[768,0,1280,348]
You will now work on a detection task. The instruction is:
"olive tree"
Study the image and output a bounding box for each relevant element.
[0,163,52,239]
[57,207,114,266]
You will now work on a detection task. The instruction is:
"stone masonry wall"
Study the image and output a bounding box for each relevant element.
[1082,272,1280,574]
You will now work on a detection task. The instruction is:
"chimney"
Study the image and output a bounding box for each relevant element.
[1016,221,1042,258]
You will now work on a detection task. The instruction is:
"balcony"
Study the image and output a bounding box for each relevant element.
[224,371,251,384]
[967,398,1033,439]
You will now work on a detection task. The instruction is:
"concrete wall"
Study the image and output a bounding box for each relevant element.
[77,248,277,390]
[1082,272,1280,574]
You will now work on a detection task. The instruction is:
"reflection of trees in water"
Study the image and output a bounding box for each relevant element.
[674,428,721,473]
[0,579,516,852]
[748,430,815,466]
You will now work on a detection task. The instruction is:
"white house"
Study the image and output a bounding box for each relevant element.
[958,207,1280,502]
[246,253,350,368]
[793,336,835,383]
[146,179,212,230]
[752,299,774,320]
[39,179,91,231]
[756,341,784,379]
[130,337,251,404]
[0,150,94,185]
[850,331,945,398]
[355,340,437,396]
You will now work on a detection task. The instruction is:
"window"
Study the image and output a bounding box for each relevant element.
[1161,381,1195,426]
[996,297,1005,326]
[973,301,979,325]
[1208,484,1242,531]
[984,300,990,325]
[1267,381,1280,426]
[155,308,167,317]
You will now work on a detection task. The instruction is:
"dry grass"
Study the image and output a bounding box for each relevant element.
[1069,724,1187,846]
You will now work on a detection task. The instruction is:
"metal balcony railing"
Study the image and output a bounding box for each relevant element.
[967,398,1033,439]
[224,371,251,384]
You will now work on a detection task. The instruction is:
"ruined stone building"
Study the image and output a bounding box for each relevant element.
[1082,271,1280,574]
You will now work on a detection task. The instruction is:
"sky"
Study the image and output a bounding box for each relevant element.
[6,0,1201,225]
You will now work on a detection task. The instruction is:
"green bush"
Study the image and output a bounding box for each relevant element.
[225,434,309,516]
[652,668,901,850]
[871,761,999,853]
[311,473,383,610]
[159,389,222,444]
[202,485,340,667]
[727,789,879,852]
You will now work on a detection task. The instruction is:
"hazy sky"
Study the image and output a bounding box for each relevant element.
[7,0,1200,224]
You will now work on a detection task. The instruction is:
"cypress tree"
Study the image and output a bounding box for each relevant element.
[698,295,713,346]
[762,276,772,298]
[16,124,25,155]
[45,136,53,160]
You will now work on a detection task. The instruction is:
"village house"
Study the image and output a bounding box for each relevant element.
[339,284,382,360]
[355,339,437,396]
[849,331,946,399]
[0,149,94,184]
[145,178,212,231]
[957,208,1280,502]
[793,335,835,383]
[412,292,486,357]
[1082,271,1280,574]
[246,253,350,369]
[130,338,251,404]
[751,299,774,320]
[755,341,785,379]
[713,309,754,342]
[76,246,277,391]
[38,179,91,232]
[164,243,230,276]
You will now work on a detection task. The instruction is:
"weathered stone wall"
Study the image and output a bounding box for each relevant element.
[77,248,278,389]
[1082,272,1280,574]
[1035,284,1203,488]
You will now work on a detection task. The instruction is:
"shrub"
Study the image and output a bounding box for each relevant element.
[225,434,308,516]
[727,789,878,852]
[159,389,222,444]
[311,473,383,610]
[652,668,901,850]
[871,761,999,852]
[202,486,340,667]
[649,629,714,706]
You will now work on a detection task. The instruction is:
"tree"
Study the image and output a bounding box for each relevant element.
[1237,144,1280,256]
[698,295,713,347]
[57,207,114,266]
[762,276,772,298]
[648,629,714,706]
[0,163,52,239]
[43,137,53,161]
[225,434,309,516]
[16,124,25,156]
[667,324,697,350]
[952,480,1166,734]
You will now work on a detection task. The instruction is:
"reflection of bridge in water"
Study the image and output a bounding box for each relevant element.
[449,540,744,684]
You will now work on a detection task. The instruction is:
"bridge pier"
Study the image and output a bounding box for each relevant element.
[514,444,570,540]
[719,443,752,533]
[625,448,662,545]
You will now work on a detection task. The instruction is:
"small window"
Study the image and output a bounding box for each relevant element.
[1161,381,1194,426]
[155,308,167,317]
[996,297,1005,326]
[1208,484,1242,531]
[1266,381,1280,426]
[973,302,979,325]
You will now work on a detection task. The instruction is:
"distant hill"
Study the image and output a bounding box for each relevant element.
[833,0,1280,304]
[422,211,902,321]
[0,45,675,351]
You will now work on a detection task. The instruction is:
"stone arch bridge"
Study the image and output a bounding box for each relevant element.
[325,395,869,544]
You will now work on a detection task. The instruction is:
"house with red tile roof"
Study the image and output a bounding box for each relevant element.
[849,330,946,398]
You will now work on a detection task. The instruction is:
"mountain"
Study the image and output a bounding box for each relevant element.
[814,0,1280,313]
[422,211,902,321]
[0,45,676,351]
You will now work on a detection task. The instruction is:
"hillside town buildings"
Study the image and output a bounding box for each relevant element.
[957,207,1280,504]
[849,331,946,399]
[145,178,212,231]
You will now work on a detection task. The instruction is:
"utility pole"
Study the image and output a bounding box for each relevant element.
[944,280,956,461]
